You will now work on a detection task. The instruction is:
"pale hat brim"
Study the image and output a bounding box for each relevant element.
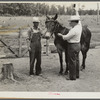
[68,15,80,21]
[33,17,40,23]
[33,21,40,23]
[68,19,80,21]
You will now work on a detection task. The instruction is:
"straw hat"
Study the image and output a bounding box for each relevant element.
[33,17,40,23]
[68,15,80,21]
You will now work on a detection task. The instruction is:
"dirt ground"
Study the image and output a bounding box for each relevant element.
[0,15,100,92]
[0,46,100,92]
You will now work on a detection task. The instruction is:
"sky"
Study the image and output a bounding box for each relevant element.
[43,2,100,10]
[0,1,100,10]
[25,1,100,10]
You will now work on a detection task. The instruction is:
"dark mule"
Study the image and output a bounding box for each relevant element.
[45,14,91,74]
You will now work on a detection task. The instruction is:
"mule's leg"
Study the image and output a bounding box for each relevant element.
[81,44,89,70]
[57,49,63,74]
[64,50,69,75]
[81,51,87,70]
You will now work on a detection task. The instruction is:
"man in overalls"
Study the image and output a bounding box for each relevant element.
[27,17,42,76]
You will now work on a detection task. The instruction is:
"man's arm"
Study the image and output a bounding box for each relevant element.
[58,29,75,41]
[26,28,31,51]
[28,29,31,40]
[39,28,47,36]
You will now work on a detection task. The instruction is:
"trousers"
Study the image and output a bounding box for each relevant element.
[29,41,41,75]
[68,43,80,80]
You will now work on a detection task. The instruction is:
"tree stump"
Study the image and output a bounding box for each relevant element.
[1,62,18,82]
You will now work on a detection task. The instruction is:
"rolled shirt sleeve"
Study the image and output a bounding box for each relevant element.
[27,28,32,40]
[62,29,75,41]
[61,24,82,43]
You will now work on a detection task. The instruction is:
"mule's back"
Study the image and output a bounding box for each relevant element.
[80,26,91,55]
[80,26,91,47]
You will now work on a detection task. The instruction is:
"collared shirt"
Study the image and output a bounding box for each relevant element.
[28,27,41,39]
[27,27,41,42]
[62,23,82,43]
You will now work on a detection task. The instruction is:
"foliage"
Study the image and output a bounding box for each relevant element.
[0,3,99,16]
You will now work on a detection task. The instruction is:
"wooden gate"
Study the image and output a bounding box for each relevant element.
[0,28,49,58]
[0,28,29,58]
[0,28,50,58]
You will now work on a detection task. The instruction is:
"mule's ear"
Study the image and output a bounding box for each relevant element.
[53,14,58,20]
[46,15,50,20]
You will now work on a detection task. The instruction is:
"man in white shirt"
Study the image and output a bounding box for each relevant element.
[58,15,82,80]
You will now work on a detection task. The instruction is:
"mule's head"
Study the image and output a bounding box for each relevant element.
[45,14,58,37]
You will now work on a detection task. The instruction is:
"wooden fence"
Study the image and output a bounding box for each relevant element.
[0,28,50,58]
[0,28,100,58]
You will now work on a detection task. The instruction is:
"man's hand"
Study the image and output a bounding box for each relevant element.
[58,33,63,37]
[26,38,30,41]
[28,47,31,51]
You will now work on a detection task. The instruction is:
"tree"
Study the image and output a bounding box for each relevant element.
[0,3,98,16]
[58,5,65,15]
[66,6,72,15]
[49,5,58,15]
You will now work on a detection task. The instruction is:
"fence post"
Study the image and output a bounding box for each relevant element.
[18,28,22,57]
[46,39,49,56]
[97,3,99,25]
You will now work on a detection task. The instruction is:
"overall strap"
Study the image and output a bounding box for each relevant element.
[30,27,40,40]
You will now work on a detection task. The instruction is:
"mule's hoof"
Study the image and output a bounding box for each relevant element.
[66,77,70,80]
[64,72,68,75]
[81,67,85,71]
[80,65,85,71]
[81,68,83,71]
[76,76,79,78]
[37,73,43,76]
[58,72,63,76]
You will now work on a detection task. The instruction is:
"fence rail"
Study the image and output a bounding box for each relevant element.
[0,28,50,57]
[0,28,100,58]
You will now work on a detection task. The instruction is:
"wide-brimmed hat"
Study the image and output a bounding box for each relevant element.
[68,15,80,21]
[33,17,40,23]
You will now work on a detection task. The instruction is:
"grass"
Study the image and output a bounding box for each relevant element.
[0,15,100,50]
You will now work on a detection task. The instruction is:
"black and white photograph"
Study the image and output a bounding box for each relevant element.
[0,1,100,99]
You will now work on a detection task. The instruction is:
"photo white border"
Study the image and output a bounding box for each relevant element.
[0,0,100,99]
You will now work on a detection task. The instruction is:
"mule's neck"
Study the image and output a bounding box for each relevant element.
[54,22,69,36]
[54,22,64,34]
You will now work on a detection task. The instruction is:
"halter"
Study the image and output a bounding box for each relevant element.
[45,20,67,37]
[52,21,68,35]
[46,20,59,35]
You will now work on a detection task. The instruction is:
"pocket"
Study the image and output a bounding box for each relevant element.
[74,44,80,52]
